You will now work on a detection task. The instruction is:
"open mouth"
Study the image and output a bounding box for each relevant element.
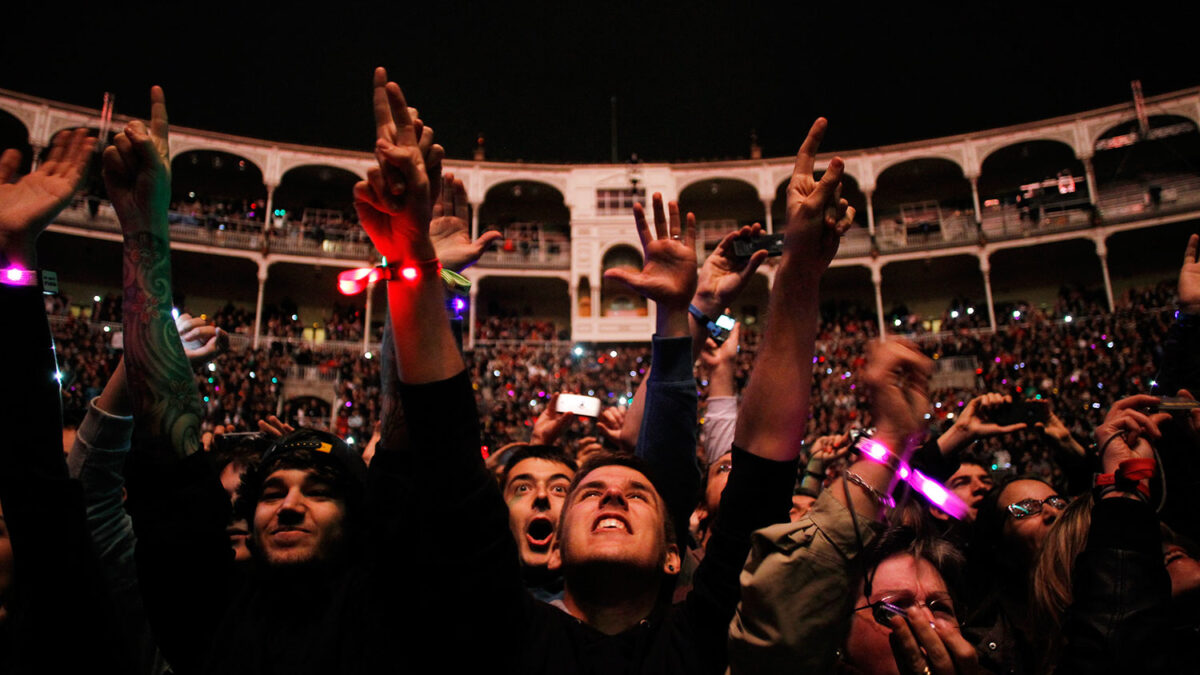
[592,514,631,533]
[526,517,555,549]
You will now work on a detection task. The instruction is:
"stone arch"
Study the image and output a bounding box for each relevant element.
[873,158,973,244]
[677,177,765,235]
[978,139,1088,203]
[275,164,362,219]
[1091,114,1200,188]
[772,171,868,229]
[600,244,646,317]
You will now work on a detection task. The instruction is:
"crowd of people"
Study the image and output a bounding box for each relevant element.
[3,72,1199,675]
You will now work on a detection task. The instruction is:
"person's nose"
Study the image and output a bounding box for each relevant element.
[277,488,306,521]
[600,486,627,508]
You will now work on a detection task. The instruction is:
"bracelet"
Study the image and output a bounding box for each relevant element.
[803,469,825,480]
[688,303,715,325]
[844,470,896,509]
[1096,431,1125,459]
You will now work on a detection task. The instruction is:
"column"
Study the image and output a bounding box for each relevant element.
[979,256,997,331]
[262,183,276,235]
[362,280,376,353]
[968,175,983,225]
[470,201,481,240]
[252,260,270,349]
[872,265,886,338]
[1081,156,1098,206]
[864,189,876,237]
[762,198,774,233]
[1096,239,1115,311]
[467,282,480,349]
[591,275,602,319]
[29,143,45,171]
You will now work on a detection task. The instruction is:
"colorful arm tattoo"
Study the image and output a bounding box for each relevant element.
[122,230,202,458]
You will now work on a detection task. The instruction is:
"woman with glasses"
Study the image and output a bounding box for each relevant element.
[960,476,1068,675]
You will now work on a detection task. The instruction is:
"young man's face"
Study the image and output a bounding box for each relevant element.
[503,457,575,569]
[932,463,993,523]
[253,468,347,567]
[550,464,679,576]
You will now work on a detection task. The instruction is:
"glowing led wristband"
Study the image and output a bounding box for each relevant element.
[854,435,970,519]
[1,266,58,294]
[336,257,442,295]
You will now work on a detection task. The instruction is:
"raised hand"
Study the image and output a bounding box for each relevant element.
[692,224,769,318]
[530,394,576,446]
[938,393,1027,456]
[257,414,297,439]
[783,118,855,269]
[101,86,170,237]
[603,192,698,311]
[0,129,96,267]
[1095,394,1169,473]
[354,67,439,262]
[428,172,502,271]
[596,406,628,451]
[176,313,230,367]
[696,319,739,367]
[1179,234,1200,311]
[862,339,933,449]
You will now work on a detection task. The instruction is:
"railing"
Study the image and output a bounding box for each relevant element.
[49,174,1200,266]
[477,247,571,269]
[287,364,341,382]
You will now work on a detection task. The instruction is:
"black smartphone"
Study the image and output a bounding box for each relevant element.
[733,233,786,258]
[988,400,1050,427]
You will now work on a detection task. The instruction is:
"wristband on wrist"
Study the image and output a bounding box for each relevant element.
[1,265,58,294]
[1093,457,1156,501]
[337,257,442,295]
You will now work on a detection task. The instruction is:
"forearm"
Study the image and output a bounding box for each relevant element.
[733,259,822,461]
[95,357,133,418]
[636,335,701,545]
[385,265,463,384]
[621,373,650,452]
[121,231,202,458]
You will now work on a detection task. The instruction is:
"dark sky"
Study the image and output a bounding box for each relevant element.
[4,2,1197,164]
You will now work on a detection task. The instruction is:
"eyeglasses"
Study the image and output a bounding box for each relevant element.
[855,592,957,628]
[1005,495,1068,519]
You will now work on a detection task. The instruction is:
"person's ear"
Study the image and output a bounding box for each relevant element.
[929,506,950,523]
[548,537,562,572]
[662,543,681,575]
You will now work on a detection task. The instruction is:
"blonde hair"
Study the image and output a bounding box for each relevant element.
[1030,491,1094,674]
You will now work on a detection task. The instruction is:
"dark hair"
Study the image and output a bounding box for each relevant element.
[501,444,578,488]
[861,525,965,601]
[964,474,1053,612]
[211,432,272,476]
[562,451,677,548]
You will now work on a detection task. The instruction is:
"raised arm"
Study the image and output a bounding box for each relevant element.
[733,118,853,462]
[103,88,233,673]
[604,192,700,545]
[102,87,203,457]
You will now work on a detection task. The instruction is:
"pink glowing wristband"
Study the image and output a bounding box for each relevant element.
[855,436,970,519]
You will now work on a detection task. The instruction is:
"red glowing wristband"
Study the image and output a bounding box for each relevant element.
[336,258,442,295]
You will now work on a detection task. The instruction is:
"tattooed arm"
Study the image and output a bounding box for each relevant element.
[101,86,202,457]
[101,89,233,672]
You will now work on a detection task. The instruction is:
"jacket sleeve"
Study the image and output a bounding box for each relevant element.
[1057,497,1172,675]
[66,397,171,675]
[686,446,796,673]
[636,334,702,550]
[702,396,738,466]
[369,368,529,668]
[728,489,882,674]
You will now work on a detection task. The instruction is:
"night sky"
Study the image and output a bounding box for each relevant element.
[4,2,1197,164]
